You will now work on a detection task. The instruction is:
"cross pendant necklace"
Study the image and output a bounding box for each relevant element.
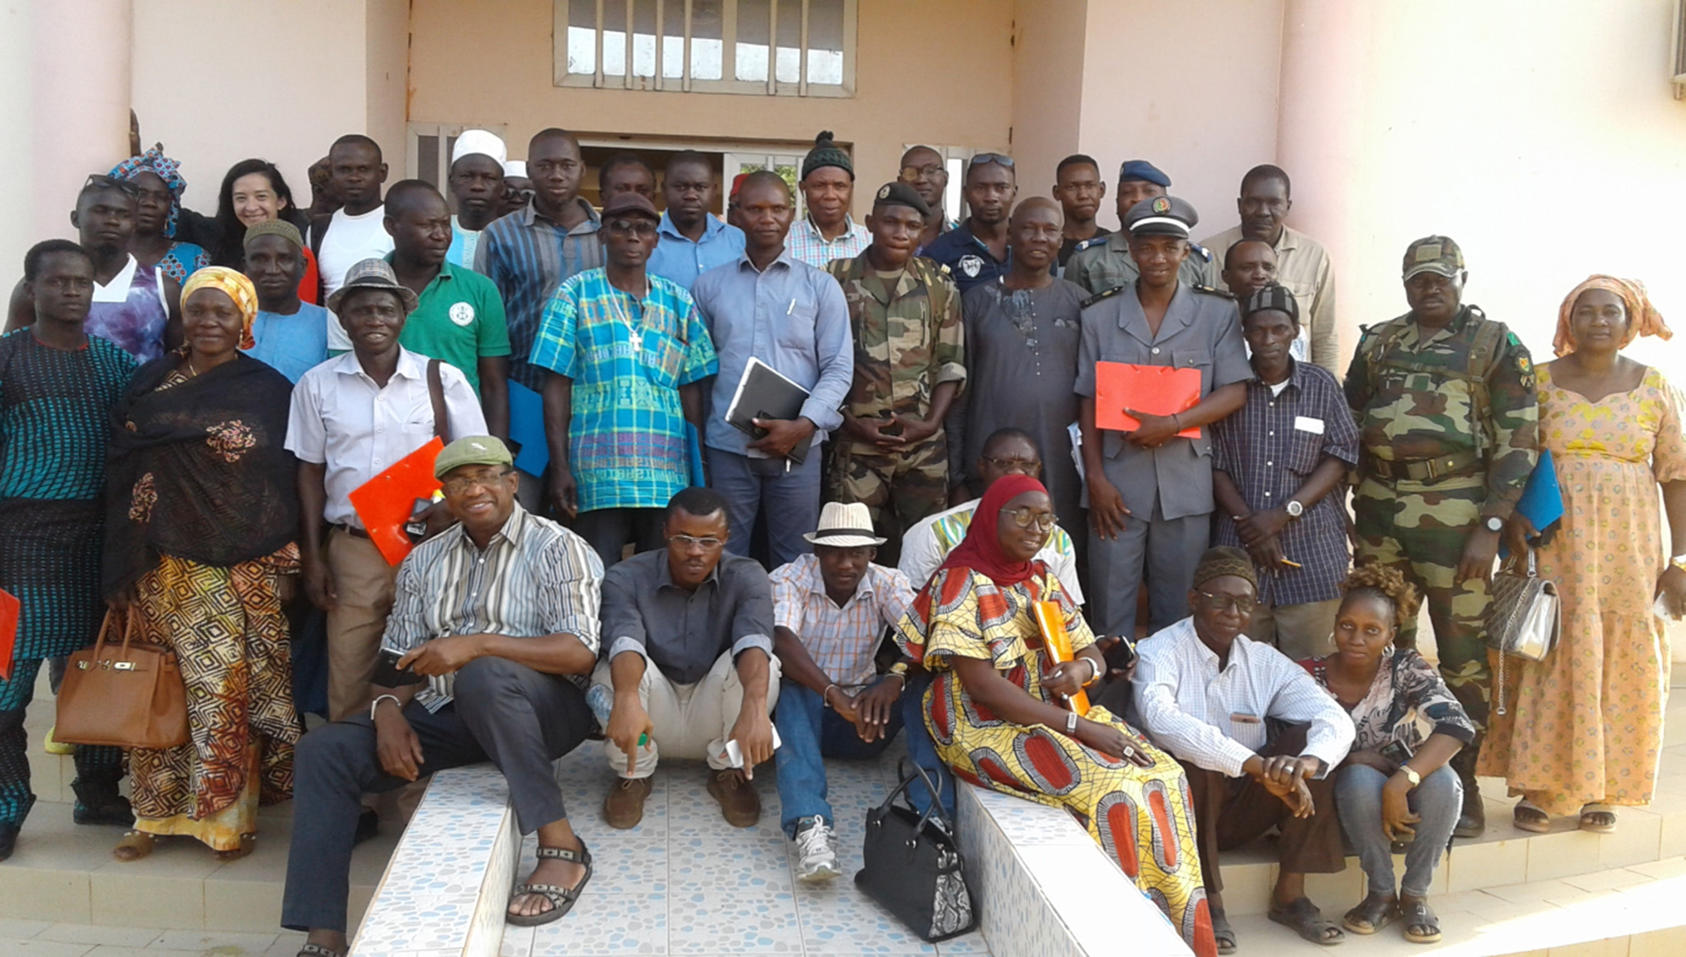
[610,278,651,354]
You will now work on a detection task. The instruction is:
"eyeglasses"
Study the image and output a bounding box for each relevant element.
[605,218,658,237]
[668,533,725,551]
[1196,589,1258,617]
[1001,507,1056,533]
[899,164,946,181]
[82,174,140,198]
[968,152,1015,171]
[440,469,513,495]
[983,455,1040,473]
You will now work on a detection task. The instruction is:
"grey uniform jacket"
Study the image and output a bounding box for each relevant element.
[1074,282,1253,522]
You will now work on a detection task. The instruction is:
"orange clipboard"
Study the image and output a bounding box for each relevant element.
[1032,600,1089,716]
[0,589,17,681]
[348,437,445,566]
[1094,362,1202,438]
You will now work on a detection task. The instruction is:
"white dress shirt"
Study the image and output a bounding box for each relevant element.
[1131,617,1354,778]
[285,347,488,526]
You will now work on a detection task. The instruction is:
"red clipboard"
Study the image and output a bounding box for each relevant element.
[1094,362,1202,437]
[0,589,17,681]
[348,437,445,566]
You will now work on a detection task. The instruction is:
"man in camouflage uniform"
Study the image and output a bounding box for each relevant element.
[825,182,965,566]
[1066,160,1219,294]
[1345,235,1538,838]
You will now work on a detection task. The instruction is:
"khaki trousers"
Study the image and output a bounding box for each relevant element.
[592,650,781,778]
[325,529,398,721]
[1248,597,1343,660]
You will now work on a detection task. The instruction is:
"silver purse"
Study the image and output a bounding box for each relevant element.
[1485,548,1561,715]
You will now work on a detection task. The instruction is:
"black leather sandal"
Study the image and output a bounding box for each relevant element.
[297,943,346,957]
[506,841,593,927]
[1342,890,1400,935]
[1400,897,1441,944]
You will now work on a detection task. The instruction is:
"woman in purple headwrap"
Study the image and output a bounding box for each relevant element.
[109,145,211,284]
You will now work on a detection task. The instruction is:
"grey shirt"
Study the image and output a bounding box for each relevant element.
[1075,282,1253,521]
[601,548,775,685]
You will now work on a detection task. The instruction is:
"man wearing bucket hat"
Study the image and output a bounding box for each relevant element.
[286,258,488,721]
[1345,235,1538,837]
[768,501,917,882]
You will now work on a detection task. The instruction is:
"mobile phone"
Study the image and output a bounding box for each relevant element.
[1379,739,1415,766]
[1102,633,1138,674]
[716,726,784,768]
[373,647,426,687]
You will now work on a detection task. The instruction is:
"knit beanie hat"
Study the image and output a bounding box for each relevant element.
[801,131,853,181]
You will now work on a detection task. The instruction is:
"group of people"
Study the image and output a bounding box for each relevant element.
[0,122,1679,957]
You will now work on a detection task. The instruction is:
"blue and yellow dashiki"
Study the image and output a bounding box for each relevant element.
[528,269,717,511]
[0,330,137,659]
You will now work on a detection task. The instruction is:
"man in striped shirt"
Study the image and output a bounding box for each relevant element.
[283,437,604,948]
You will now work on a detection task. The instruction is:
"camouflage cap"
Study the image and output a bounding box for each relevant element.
[1402,235,1464,280]
[872,180,930,218]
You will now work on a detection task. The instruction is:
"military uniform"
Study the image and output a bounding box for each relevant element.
[1065,230,1219,297]
[1346,301,1536,715]
[824,251,965,555]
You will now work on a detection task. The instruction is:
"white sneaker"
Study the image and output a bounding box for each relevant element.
[793,815,841,883]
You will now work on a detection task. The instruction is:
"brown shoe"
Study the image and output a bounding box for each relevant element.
[707,769,761,827]
[602,776,652,829]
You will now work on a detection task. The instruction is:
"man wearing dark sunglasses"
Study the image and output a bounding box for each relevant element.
[7,175,182,363]
[919,152,1017,293]
[897,145,955,253]
[1133,546,1356,951]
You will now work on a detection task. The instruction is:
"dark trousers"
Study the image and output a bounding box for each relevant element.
[573,507,666,570]
[1180,724,1345,897]
[280,658,594,933]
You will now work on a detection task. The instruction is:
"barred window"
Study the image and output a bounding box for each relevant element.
[556,0,855,96]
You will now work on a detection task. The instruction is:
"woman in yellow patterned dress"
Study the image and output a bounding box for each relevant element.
[101,268,301,861]
[894,475,1215,956]
[1482,275,1686,833]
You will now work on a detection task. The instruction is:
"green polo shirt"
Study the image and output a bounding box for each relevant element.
[390,257,512,395]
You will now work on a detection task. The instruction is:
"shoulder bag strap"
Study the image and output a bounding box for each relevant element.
[427,358,450,443]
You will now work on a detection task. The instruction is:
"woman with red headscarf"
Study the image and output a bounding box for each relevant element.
[894,475,1216,957]
[1482,275,1685,835]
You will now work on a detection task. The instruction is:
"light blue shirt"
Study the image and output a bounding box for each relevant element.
[690,248,853,457]
[446,215,485,272]
[244,303,331,383]
[646,212,746,291]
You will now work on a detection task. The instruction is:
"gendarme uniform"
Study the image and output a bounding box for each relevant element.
[825,182,965,559]
[1066,161,1219,296]
[1344,236,1538,797]
[1076,195,1252,636]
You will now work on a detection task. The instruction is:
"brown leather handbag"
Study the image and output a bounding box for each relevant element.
[55,607,189,750]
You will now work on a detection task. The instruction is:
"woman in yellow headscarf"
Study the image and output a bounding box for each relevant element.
[1481,275,1685,834]
[100,267,302,861]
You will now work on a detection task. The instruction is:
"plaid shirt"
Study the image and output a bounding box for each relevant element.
[474,197,603,391]
[770,554,913,686]
[1211,359,1359,606]
[528,269,717,511]
[381,506,604,712]
[785,214,870,268]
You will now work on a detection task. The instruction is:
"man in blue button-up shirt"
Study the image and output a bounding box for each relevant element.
[646,151,746,291]
[692,171,853,565]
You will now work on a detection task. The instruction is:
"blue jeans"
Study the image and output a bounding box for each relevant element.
[1335,763,1461,898]
[707,446,821,568]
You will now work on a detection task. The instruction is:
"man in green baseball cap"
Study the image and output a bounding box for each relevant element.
[283,432,610,946]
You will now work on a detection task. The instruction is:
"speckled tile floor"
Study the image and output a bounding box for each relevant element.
[501,744,990,957]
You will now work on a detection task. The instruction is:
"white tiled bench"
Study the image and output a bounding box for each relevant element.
[349,766,516,957]
[955,781,1194,956]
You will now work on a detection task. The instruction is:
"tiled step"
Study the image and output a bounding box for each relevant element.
[1227,856,1686,956]
[0,798,399,933]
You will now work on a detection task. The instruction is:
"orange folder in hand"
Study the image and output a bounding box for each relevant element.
[1094,362,1202,438]
[1033,600,1090,716]
[348,437,445,566]
[0,589,17,681]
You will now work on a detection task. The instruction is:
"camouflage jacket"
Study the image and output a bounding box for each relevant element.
[825,253,966,421]
[1344,304,1539,514]
[1064,230,1219,296]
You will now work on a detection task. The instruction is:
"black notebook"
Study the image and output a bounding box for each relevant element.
[723,358,813,464]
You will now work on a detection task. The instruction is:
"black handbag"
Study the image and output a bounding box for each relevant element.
[855,763,977,942]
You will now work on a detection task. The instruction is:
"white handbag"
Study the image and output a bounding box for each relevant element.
[1485,548,1561,715]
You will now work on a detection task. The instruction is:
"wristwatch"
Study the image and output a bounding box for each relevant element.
[1285,499,1304,519]
[1065,711,1079,734]
[1398,765,1422,788]
[1670,554,1686,574]
[1484,516,1504,533]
